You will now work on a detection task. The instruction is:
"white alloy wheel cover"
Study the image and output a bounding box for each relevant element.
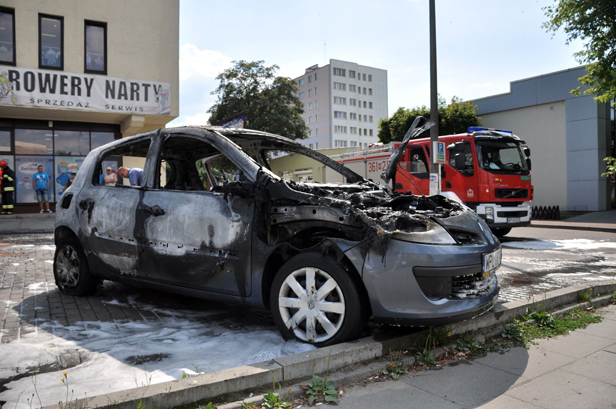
[278,267,346,343]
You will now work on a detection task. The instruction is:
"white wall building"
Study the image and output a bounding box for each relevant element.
[294,59,388,149]
[474,66,614,212]
[0,0,179,211]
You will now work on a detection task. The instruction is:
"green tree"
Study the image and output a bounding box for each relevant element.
[543,1,616,181]
[543,0,616,105]
[208,60,309,139]
[378,97,481,143]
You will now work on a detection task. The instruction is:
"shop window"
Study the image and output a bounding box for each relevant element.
[0,129,11,152]
[15,156,53,203]
[54,156,86,202]
[85,21,107,74]
[39,14,63,70]
[91,132,116,149]
[54,130,89,156]
[0,7,15,66]
[15,129,53,155]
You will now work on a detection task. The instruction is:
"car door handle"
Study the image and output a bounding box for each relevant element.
[142,204,165,216]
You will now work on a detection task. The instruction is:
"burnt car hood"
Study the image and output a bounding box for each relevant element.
[382,117,434,184]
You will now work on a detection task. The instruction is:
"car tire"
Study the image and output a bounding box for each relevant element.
[491,227,512,237]
[54,237,98,296]
[270,253,368,347]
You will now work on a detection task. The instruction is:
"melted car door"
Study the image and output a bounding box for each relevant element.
[78,138,153,276]
[134,135,254,297]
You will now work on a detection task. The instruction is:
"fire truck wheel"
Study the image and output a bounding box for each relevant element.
[491,228,511,237]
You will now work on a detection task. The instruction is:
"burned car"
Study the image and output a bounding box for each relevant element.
[54,120,501,346]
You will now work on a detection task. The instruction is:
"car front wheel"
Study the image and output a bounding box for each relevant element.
[270,253,367,347]
[54,237,98,296]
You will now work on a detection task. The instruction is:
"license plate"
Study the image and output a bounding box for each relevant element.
[483,248,502,274]
[507,217,520,224]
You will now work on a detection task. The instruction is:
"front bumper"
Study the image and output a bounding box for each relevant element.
[372,290,499,326]
[341,237,501,324]
[476,202,531,227]
[484,221,531,229]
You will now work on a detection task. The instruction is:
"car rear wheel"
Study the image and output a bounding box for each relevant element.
[54,237,98,296]
[270,253,367,347]
[491,227,512,237]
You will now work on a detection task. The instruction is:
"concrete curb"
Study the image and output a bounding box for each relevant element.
[0,214,55,235]
[41,280,616,409]
[2,229,54,235]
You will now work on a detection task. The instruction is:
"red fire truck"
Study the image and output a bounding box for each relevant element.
[327,127,533,236]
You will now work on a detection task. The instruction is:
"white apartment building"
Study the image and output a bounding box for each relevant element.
[294,59,388,149]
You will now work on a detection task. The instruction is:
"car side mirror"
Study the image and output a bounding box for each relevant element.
[448,141,465,153]
[523,146,530,157]
[526,158,532,171]
[454,153,465,170]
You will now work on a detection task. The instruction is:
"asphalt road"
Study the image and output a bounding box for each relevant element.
[498,227,616,302]
[1,227,615,408]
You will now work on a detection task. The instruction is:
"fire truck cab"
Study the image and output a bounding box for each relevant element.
[395,127,533,236]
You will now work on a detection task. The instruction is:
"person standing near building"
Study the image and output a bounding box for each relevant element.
[103,167,117,186]
[33,165,52,213]
[63,173,76,192]
[0,160,15,215]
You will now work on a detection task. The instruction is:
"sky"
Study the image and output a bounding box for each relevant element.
[168,0,584,127]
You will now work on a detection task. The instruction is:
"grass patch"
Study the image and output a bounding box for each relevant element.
[521,309,602,344]
[577,290,592,303]
[409,325,450,350]
[380,350,407,380]
[443,309,604,364]
[502,319,525,346]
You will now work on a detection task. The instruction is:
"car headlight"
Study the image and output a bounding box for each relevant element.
[392,221,456,244]
[485,207,494,221]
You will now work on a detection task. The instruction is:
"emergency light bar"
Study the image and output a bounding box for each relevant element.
[468,126,513,135]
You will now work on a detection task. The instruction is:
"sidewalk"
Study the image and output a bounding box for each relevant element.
[530,209,616,233]
[2,210,616,235]
[334,303,616,409]
[0,213,55,234]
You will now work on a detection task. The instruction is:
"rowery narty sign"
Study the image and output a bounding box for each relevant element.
[0,67,171,115]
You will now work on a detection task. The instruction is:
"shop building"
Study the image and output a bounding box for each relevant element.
[0,0,179,212]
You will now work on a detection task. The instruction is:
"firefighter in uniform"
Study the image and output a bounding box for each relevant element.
[0,160,15,214]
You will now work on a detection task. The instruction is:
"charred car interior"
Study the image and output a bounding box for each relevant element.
[54,121,501,346]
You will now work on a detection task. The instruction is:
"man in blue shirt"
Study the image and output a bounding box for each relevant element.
[117,166,143,187]
[32,165,52,213]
